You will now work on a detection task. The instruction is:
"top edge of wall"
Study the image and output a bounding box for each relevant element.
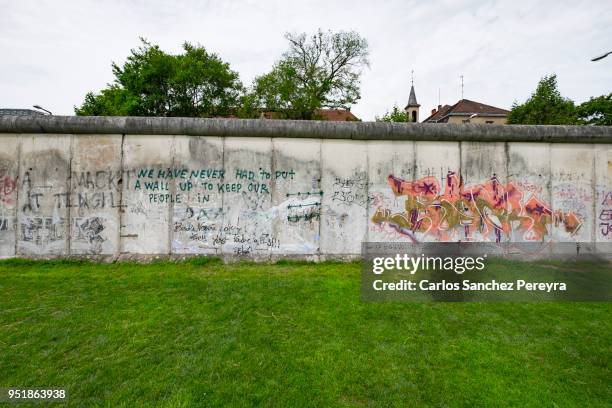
[0,115,611,143]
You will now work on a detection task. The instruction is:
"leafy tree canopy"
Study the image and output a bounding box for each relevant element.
[241,29,369,120]
[576,93,612,126]
[507,75,577,125]
[75,39,243,117]
[375,105,412,122]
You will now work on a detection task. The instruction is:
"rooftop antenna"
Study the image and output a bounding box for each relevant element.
[438,88,441,106]
[411,69,414,86]
[460,75,464,100]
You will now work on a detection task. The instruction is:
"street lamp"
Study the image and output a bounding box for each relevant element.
[591,51,612,62]
[465,113,479,123]
[32,105,52,115]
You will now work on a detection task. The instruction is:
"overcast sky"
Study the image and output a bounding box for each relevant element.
[1,0,611,121]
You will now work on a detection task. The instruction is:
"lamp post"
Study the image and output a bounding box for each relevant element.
[32,105,52,115]
[591,51,612,62]
[465,113,478,123]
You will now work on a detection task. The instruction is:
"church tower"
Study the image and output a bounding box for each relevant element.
[404,71,420,122]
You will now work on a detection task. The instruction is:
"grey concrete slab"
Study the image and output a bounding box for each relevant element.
[320,139,368,255]
[271,138,322,257]
[221,137,274,260]
[171,136,225,255]
[70,135,122,255]
[120,135,175,255]
[0,135,19,257]
[17,135,71,256]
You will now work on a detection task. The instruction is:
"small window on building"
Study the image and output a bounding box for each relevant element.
[411,111,417,122]
[486,120,494,124]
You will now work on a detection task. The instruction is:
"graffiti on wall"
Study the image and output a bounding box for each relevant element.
[332,172,369,207]
[133,167,296,205]
[3,143,608,256]
[372,172,583,242]
[20,217,66,245]
[0,169,16,205]
[600,191,612,238]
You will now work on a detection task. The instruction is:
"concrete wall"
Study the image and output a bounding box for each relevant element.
[0,116,611,259]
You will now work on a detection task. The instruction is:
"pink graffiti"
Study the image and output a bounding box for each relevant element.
[372,172,582,242]
[0,170,16,205]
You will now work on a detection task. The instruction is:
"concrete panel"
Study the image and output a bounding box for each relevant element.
[0,120,610,260]
[271,138,321,256]
[70,135,122,255]
[320,140,368,256]
[507,143,552,242]
[412,141,461,242]
[170,136,225,255]
[460,142,507,242]
[0,136,20,257]
[551,144,594,243]
[367,140,416,243]
[221,138,274,259]
[121,135,175,255]
[17,135,71,256]
[595,144,612,250]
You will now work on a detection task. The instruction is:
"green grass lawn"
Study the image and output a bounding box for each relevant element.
[0,258,610,407]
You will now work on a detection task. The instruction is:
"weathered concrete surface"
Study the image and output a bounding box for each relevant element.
[171,136,224,255]
[413,141,461,242]
[1,116,611,143]
[17,135,71,256]
[271,138,321,257]
[367,140,415,243]
[595,145,612,251]
[70,135,122,255]
[551,145,594,245]
[320,140,368,256]
[507,143,552,243]
[0,135,19,257]
[221,137,273,259]
[0,117,610,259]
[120,135,175,255]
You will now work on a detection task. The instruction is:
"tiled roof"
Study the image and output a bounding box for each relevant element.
[451,99,510,115]
[423,99,509,123]
[422,104,452,123]
[314,109,359,121]
[260,109,359,121]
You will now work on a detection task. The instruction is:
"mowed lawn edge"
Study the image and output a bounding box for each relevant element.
[0,258,610,407]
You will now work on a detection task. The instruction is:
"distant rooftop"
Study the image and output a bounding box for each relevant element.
[314,108,359,121]
[260,108,359,121]
[0,108,45,117]
[423,99,510,123]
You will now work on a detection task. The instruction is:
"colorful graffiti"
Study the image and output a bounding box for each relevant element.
[372,172,582,242]
[600,191,612,238]
[0,170,16,205]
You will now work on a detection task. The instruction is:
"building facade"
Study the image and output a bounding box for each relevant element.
[422,99,510,124]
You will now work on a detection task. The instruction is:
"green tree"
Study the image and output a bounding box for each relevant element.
[576,93,612,125]
[507,74,577,125]
[242,29,369,119]
[75,86,138,116]
[375,105,412,122]
[75,39,243,117]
